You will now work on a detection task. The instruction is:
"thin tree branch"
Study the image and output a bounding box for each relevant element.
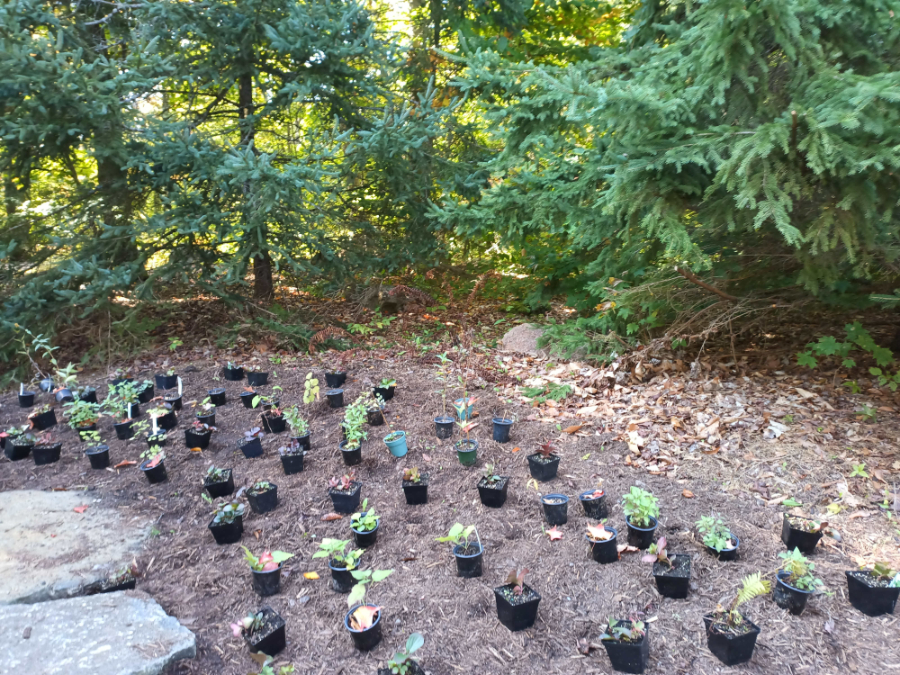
[675,267,739,303]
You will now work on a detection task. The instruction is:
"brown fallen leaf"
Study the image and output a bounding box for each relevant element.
[563,424,583,434]
[682,489,695,498]
[321,513,343,521]
[303,571,320,580]
[617,544,639,554]
[189,446,203,453]
[113,460,137,469]
[73,505,88,514]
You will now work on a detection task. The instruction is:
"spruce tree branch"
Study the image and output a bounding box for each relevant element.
[675,267,739,303]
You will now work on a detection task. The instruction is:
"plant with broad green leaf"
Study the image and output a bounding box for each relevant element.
[641,536,671,568]
[481,463,503,484]
[230,611,265,638]
[386,633,424,675]
[249,653,294,675]
[778,548,823,592]
[600,617,645,643]
[436,523,476,549]
[303,372,320,405]
[696,514,733,552]
[210,499,245,525]
[402,467,422,483]
[797,323,900,392]
[312,538,363,570]
[622,487,659,528]
[241,547,294,572]
[206,466,229,483]
[379,377,396,388]
[282,406,308,436]
[351,499,379,532]
[347,568,393,607]
[64,399,101,429]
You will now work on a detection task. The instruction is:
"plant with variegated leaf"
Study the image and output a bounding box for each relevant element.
[505,567,529,596]
[642,536,672,568]
[312,538,363,571]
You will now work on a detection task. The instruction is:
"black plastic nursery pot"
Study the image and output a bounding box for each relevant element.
[773,571,812,615]
[329,481,362,514]
[247,371,269,387]
[76,423,97,440]
[209,515,243,545]
[478,476,509,508]
[208,388,227,406]
[434,415,454,439]
[280,450,305,475]
[185,429,211,449]
[339,440,361,467]
[541,493,569,525]
[402,477,429,505]
[345,604,382,651]
[703,612,761,666]
[706,534,740,561]
[156,410,177,431]
[579,490,609,519]
[492,417,513,443]
[603,624,650,675]
[54,388,74,404]
[79,388,98,404]
[30,408,57,431]
[494,583,541,631]
[527,453,560,482]
[39,377,56,392]
[453,543,483,578]
[140,459,168,484]
[781,515,823,554]
[33,442,62,466]
[127,403,142,419]
[653,555,691,599]
[352,517,380,548]
[262,413,287,434]
[155,373,178,390]
[626,516,658,549]
[587,528,619,564]
[252,565,283,596]
[204,470,235,498]
[329,559,357,593]
[846,571,900,616]
[325,371,347,388]
[366,407,384,426]
[326,389,345,408]
[5,439,34,461]
[114,420,135,441]
[18,391,35,408]
[373,384,395,401]
[85,445,110,470]
[247,484,278,514]
[244,606,286,655]
[241,391,257,409]
[164,394,182,411]
[196,412,216,427]
[241,438,263,458]
[293,432,311,452]
[455,439,479,467]
[148,435,168,450]
[137,385,155,404]
[223,365,244,382]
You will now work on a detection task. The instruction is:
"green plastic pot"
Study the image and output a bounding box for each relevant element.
[455,439,479,466]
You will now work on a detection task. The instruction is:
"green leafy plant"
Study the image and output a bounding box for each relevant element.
[850,463,869,478]
[248,653,294,675]
[312,538,363,570]
[402,467,422,483]
[140,447,164,467]
[281,406,309,436]
[206,466,229,483]
[241,547,294,572]
[436,523,476,549]
[481,464,503,484]
[342,396,369,449]
[63,399,101,429]
[797,323,900,391]
[168,337,183,352]
[870,562,900,587]
[600,617,645,643]
[710,573,772,629]
[231,611,265,638]
[248,480,272,495]
[351,499,379,532]
[622,487,659,528]
[696,514,733,552]
[347,568,393,608]
[386,633,424,675]
[302,372,320,405]
[521,382,572,404]
[641,536,671,568]
[385,430,404,443]
[778,548,824,592]
[379,377,396,388]
[211,499,245,525]
[329,472,357,492]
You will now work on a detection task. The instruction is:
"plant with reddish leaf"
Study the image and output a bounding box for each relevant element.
[505,567,529,596]
[537,442,558,459]
[241,547,294,572]
[586,523,614,542]
[584,488,604,499]
[140,448,164,467]
[402,467,422,483]
[243,426,265,442]
[190,419,216,433]
[329,472,357,492]
[455,420,478,444]
[546,526,564,541]
[641,536,672,568]
[230,611,265,638]
[347,567,394,628]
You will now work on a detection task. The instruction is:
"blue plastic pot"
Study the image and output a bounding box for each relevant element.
[383,431,408,457]
[453,398,475,421]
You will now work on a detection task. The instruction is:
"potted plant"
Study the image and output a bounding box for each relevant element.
[196,397,216,426]
[82,430,110,469]
[379,633,425,675]
[846,562,900,616]
[231,607,285,655]
[527,442,560,481]
[246,364,269,387]
[76,383,98,404]
[112,412,136,441]
[208,498,245,544]
[155,368,178,390]
[600,617,650,674]
[492,410,513,443]
[454,420,479,467]
[384,429,408,458]
[242,547,294,596]
[324,365,347,389]
[433,353,454,438]
[63,399,102,439]
[146,427,168,449]
[241,427,266,458]
[350,498,381,548]
[204,466,235,498]
[477,464,509,508]
[51,363,79,403]
[164,387,182,411]
[326,386,345,408]
[541,493,569,525]
[366,393,385,426]
[579,486,608,519]
[697,514,739,560]
[5,430,35,461]
[622,487,659,548]
[452,395,476,422]
[18,383,36,408]
[224,361,245,381]
[780,514,826,553]
[279,440,306,475]
[108,368,132,387]
[140,448,167,484]
[643,537,690,599]
[344,567,394,651]
[105,381,140,421]
[136,380,155,404]
[494,568,540,631]
[773,548,823,615]
[313,538,364,593]
[148,403,177,431]
[241,387,258,409]
[329,473,362,513]
[283,405,310,450]
[185,419,215,449]
[340,401,367,466]
[374,377,396,401]
[247,480,278,514]
[436,523,482,578]
[401,467,428,505]
[28,403,57,431]
[32,431,62,466]
[586,522,619,564]
[703,573,770,665]
[261,406,287,434]
[0,425,26,453]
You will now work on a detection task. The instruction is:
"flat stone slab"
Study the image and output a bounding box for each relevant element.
[0,591,195,674]
[0,490,151,604]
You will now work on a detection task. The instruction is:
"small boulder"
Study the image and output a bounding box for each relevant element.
[500,324,547,356]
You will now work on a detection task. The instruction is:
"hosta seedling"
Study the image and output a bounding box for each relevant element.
[436,523,476,549]
[379,378,397,388]
[241,547,294,572]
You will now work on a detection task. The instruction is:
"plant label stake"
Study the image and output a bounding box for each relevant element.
[178,377,183,395]
[20,383,24,395]
[152,415,158,435]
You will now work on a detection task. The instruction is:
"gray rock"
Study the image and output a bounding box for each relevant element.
[499,324,548,356]
[0,490,151,605]
[0,591,195,674]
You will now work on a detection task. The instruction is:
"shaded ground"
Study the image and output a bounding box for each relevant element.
[1,340,899,674]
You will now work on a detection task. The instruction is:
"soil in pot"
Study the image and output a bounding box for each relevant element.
[244,606,286,655]
[204,470,235,498]
[706,533,740,561]
[247,484,278,514]
[209,516,243,545]
[185,428,211,449]
[845,571,900,616]
[240,437,263,458]
[626,516,658,549]
[324,371,346,388]
[86,445,110,470]
[402,475,429,505]
[155,373,177,390]
[579,490,609,519]
[773,571,813,615]
[164,394,182,411]
[223,365,244,382]
[279,448,305,475]
[587,527,619,564]
[247,371,269,387]
[492,417,513,443]
[251,565,283,596]
[326,389,344,408]
[262,413,287,434]
[494,583,541,631]
[207,388,226,406]
[455,439,478,466]
[435,415,454,439]
[344,604,382,651]
[602,622,650,674]
[351,517,380,548]
[140,459,168,484]
[30,408,57,431]
[781,515,824,554]
[329,481,362,513]
[33,442,62,466]
[329,559,358,593]
[453,543,483,578]
[703,612,761,666]
[114,420,135,441]
[478,476,509,508]
[18,391,35,408]
[373,384,395,401]
[5,439,34,461]
[339,440,361,466]
[653,555,691,599]
[541,493,569,525]
[527,453,560,481]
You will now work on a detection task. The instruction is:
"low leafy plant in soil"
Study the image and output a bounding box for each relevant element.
[642,537,671,568]
[600,616,645,643]
[330,473,357,492]
[436,523,477,552]
[282,406,309,436]
[384,632,424,675]
[697,514,735,551]
[242,548,294,572]
[210,499,245,524]
[347,568,394,613]
[63,399,101,430]
[778,549,823,592]
[313,538,363,571]
[622,487,659,528]
[402,467,423,483]
[351,499,380,532]
[384,431,404,443]
[206,466,230,483]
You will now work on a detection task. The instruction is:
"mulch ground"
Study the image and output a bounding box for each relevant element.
[2,344,899,675]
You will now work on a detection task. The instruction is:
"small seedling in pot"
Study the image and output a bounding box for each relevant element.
[533,442,558,462]
[436,523,477,549]
[329,473,357,492]
[872,562,900,587]
[190,419,216,434]
[778,549,824,591]
[351,499,379,532]
[63,399,102,430]
[642,537,672,568]
[786,516,828,533]
[282,406,309,436]
[210,499,245,524]
[386,632,424,675]
[231,611,265,638]
[206,466,230,483]
[600,615,645,643]
[456,420,478,444]
[402,467,422,483]
[244,427,266,442]
[379,378,397,388]
[249,479,273,495]
[482,464,503,485]
[707,573,771,631]
[313,539,363,570]
[81,430,103,446]
[506,567,529,596]
[303,372,320,405]
[140,447,164,468]
[347,568,394,612]
[586,522,614,541]
[241,547,294,571]
[384,430,404,443]
[696,514,733,551]
[198,397,216,413]
[622,486,659,528]
[147,406,169,419]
